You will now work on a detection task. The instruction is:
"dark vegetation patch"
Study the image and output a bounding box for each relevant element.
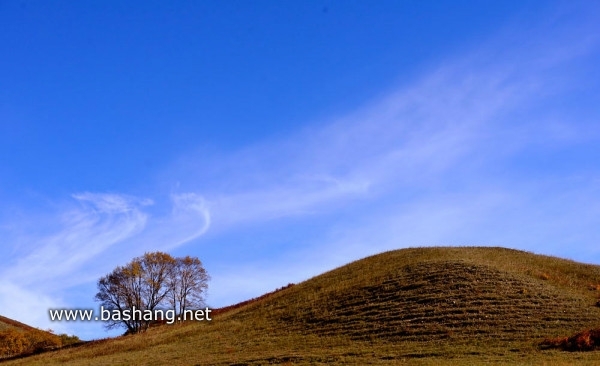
[541,328,600,351]
[401,352,444,358]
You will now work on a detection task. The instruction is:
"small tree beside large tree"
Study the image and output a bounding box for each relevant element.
[95,252,209,334]
[168,256,209,316]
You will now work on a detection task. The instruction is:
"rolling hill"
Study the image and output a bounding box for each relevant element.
[4,246,600,365]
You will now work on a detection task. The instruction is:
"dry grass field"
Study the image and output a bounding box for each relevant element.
[4,246,600,365]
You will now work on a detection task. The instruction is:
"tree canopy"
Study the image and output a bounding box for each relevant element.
[95,252,209,334]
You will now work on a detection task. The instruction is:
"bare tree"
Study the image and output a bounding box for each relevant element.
[95,262,145,334]
[168,256,210,319]
[140,252,175,312]
[95,252,209,333]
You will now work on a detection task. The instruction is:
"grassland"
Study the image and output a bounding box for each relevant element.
[4,246,600,365]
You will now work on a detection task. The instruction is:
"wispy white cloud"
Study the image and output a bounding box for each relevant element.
[147,193,211,251]
[166,3,600,306]
[208,175,370,228]
[168,8,598,238]
[72,192,154,213]
[3,193,149,288]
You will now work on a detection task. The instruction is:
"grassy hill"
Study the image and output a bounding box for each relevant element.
[5,246,600,365]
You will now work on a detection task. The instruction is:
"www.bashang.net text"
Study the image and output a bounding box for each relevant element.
[48,306,212,324]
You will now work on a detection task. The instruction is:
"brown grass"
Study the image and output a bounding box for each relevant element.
[4,246,600,365]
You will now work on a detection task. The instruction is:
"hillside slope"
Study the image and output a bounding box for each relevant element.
[240,247,600,342]
[5,247,600,365]
[0,316,37,332]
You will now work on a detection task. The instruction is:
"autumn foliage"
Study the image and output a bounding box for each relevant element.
[541,328,600,351]
[0,328,62,358]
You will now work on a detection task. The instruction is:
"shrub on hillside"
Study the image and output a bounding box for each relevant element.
[0,328,62,358]
[58,333,81,346]
[25,328,62,352]
[0,329,28,357]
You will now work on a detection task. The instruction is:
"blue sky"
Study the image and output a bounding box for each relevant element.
[1,1,599,339]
